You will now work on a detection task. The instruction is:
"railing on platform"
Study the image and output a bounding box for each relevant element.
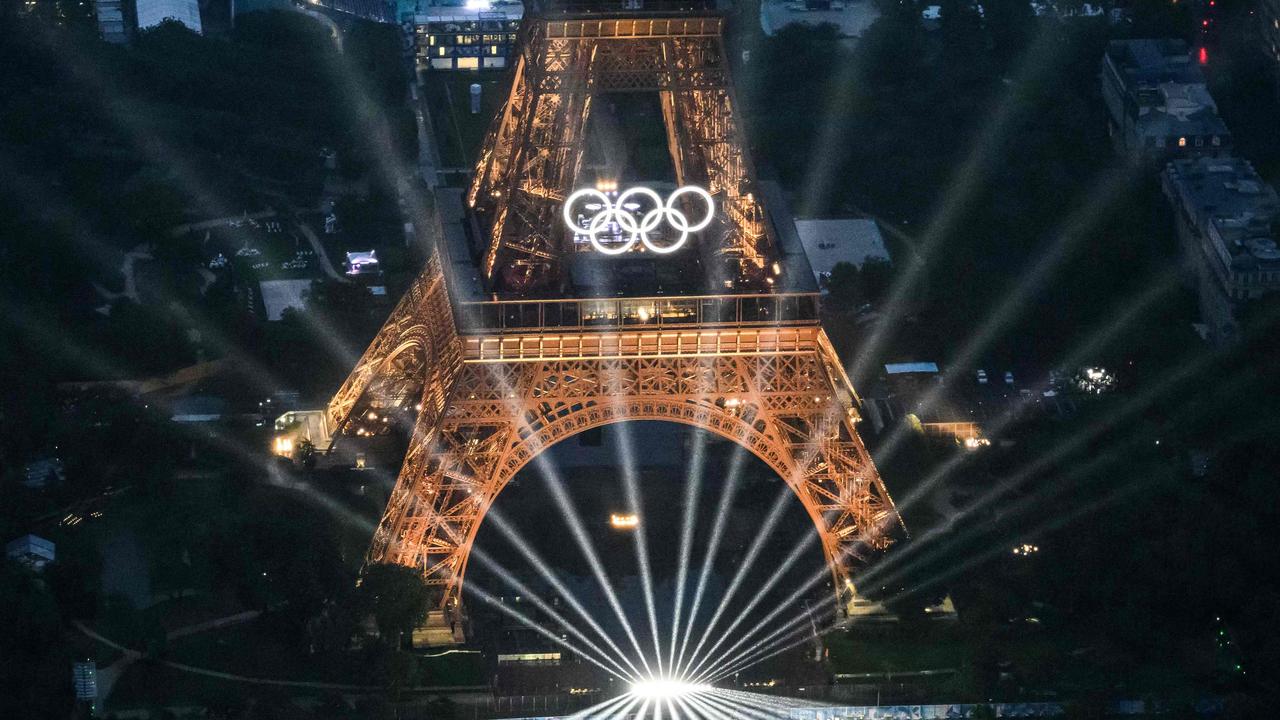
[456,292,820,334]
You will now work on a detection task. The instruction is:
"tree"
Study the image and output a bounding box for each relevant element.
[358,563,430,643]
[939,0,989,79]
[859,258,894,305]
[825,259,894,309]
[294,438,317,473]
[825,262,862,308]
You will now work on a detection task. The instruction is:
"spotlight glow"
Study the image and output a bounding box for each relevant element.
[628,679,711,700]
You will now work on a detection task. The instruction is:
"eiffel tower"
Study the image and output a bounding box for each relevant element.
[326,0,904,644]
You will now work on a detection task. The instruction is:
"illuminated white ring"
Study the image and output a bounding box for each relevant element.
[562,187,612,235]
[615,186,665,239]
[564,185,716,255]
[665,185,715,233]
[587,210,638,255]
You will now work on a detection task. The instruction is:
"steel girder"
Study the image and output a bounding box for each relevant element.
[326,251,463,438]
[333,9,904,627]
[467,14,775,292]
[362,328,902,613]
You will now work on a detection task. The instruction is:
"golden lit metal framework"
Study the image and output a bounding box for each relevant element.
[328,4,903,632]
[467,13,772,292]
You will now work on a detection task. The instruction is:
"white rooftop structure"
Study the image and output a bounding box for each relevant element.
[885,362,940,375]
[7,534,56,570]
[136,0,203,33]
[761,0,879,38]
[259,279,312,321]
[794,218,890,290]
[411,0,524,21]
[345,250,380,275]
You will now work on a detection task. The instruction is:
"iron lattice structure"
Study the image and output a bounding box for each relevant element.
[328,6,904,626]
[467,14,772,291]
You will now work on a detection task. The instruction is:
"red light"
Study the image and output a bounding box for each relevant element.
[1202,19,1209,25]
[1198,47,1208,64]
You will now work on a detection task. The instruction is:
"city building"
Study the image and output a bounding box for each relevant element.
[272,409,336,457]
[6,534,56,571]
[136,0,202,33]
[406,0,523,71]
[345,250,381,276]
[1100,39,1230,160]
[1162,155,1280,343]
[257,278,313,321]
[168,395,227,423]
[308,0,394,22]
[23,457,65,490]
[760,0,880,40]
[793,218,890,293]
[94,0,129,43]
[859,362,1027,446]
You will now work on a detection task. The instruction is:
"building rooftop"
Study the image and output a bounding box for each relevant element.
[23,457,65,489]
[6,534,56,568]
[793,217,890,289]
[136,0,203,33]
[1164,156,1280,269]
[258,279,313,321]
[885,362,939,375]
[1105,39,1203,86]
[1103,38,1230,149]
[169,395,228,423]
[761,0,881,39]
[408,0,524,22]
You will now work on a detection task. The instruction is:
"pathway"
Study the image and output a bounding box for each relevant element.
[409,79,442,188]
[93,245,153,307]
[73,619,488,695]
[296,221,349,282]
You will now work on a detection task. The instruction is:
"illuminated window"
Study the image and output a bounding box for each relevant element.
[1179,137,1187,147]
[490,45,499,55]
[457,57,479,69]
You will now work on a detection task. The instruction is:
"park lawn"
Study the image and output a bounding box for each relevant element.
[161,620,354,683]
[420,652,487,687]
[825,627,970,674]
[421,72,508,169]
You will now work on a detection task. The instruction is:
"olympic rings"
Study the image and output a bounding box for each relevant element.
[562,185,715,255]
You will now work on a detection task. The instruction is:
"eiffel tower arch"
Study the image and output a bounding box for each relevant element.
[324,0,905,643]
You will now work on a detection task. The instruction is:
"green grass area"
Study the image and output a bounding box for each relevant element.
[420,652,486,687]
[825,627,969,674]
[421,72,509,170]
[163,621,345,682]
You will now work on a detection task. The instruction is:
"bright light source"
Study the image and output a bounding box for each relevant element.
[610,513,639,529]
[563,185,713,254]
[628,679,711,699]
